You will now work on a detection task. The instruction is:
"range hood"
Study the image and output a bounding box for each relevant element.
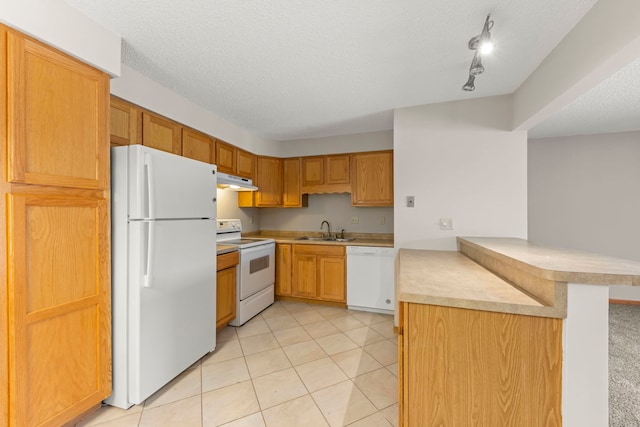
[216,171,258,191]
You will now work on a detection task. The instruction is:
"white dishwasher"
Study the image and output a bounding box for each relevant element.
[346,246,397,314]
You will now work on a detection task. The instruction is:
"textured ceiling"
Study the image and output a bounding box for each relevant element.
[529,58,640,139]
[65,0,601,141]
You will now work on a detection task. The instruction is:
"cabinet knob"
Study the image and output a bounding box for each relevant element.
[386,299,391,304]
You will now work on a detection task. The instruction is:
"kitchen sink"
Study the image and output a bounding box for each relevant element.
[294,236,355,242]
[294,236,331,241]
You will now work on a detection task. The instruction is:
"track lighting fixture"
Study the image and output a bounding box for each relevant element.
[462,14,494,91]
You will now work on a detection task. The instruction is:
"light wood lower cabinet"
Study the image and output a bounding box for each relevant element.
[216,251,239,329]
[7,191,111,427]
[398,302,562,427]
[290,245,346,303]
[275,244,292,296]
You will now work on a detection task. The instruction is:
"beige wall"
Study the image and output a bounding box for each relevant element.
[528,130,640,300]
[394,95,528,250]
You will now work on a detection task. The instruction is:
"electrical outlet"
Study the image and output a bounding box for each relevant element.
[439,218,454,230]
[380,216,385,225]
[407,196,415,207]
[351,216,359,224]
[250,216,254,224]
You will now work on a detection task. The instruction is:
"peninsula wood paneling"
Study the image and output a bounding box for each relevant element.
[402,303,562,427]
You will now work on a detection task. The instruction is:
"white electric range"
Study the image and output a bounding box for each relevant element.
[216,219,275,326]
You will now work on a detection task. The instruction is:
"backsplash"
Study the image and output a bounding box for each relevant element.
[216,189,261,232]
[258,193,393,234]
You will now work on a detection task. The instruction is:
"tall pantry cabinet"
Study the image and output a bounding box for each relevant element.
[0,25,112,427]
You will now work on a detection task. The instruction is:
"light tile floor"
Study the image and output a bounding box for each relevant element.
[76,301,399,427]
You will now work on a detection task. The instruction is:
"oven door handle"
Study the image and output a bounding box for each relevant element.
[237,243,275,256]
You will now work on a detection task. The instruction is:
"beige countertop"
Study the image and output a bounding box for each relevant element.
[458,237,640,286]
[396,249,563,318]
[247,230,394,248]
[397,237,640,319]
[216,244,238,255]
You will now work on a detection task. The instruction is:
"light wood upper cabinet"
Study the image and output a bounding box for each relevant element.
[302,157,324,187]
[255,156,283,207]
[283,158,307,208]
[275,244,292,297]
[141,112,182,155]
[110,97,138,147]
[6,30,109,190]
[216,140,237,175]
[301,154,351,194]
[182,128,215,164]
[236,149,256,180]
[325,155,350,184]
[351,150,394,206]
[291,244,346,303]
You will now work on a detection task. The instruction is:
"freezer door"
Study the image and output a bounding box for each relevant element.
[128,219,217,404]
[126,145,216,220]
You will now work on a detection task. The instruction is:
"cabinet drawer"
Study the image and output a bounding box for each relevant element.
[217,251,239,271]
[293,244,345,257]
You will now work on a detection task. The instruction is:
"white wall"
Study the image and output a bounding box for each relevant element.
[278,131,393,157]
[528,131,640,300]
[394,96,528,250]
[111,65,280,156]
[0,0,120,75]
[259,193,393,234]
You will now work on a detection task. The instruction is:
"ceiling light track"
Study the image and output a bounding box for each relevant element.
[462,14,494,91]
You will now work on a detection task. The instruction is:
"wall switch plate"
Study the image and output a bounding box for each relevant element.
[439,218,454,230]
[351,216,359,224]
[407,196,415,207]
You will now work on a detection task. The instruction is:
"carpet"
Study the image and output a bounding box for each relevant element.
[609,303,640,426]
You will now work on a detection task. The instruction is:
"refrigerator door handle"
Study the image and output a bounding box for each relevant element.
[143,221,155,288]
[144,152,155,219]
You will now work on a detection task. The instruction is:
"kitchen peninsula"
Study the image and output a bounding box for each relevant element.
[396,237,640,427]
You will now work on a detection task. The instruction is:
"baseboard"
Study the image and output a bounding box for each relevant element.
[609,299,640,305]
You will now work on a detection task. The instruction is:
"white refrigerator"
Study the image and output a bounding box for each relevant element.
[107,145,217,409]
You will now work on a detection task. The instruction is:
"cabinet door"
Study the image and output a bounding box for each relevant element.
[351,151,394,206]
[7,192,111,427]
[302,157,324,187]
[216,140,236,174]
[216,266,237,328]
[142,112,182,155]
[182,128,214,164]
[110,97,138,147]
[6,30,109,190]
[318,257,346,302]
[283,158,306,207]
[236,149,256,180]
[292,254,317,299]
[276,244,292,296]
[325,155,350,185]
[255,157,283,207]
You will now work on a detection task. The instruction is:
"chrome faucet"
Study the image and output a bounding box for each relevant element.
[320,220,331,239]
